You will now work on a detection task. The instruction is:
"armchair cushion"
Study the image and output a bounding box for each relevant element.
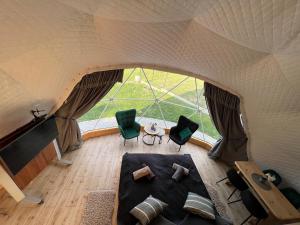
[116,109,136,128]
[169,116,199,146]
[179,128,192,140]
[123,127,140,139]
[134,121,141,131]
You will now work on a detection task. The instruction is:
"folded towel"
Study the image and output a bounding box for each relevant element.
[172,163,189,175]
[142,163,155,180]
[172,166,185,182]
[133,166,151,181]
[172,163,189,182]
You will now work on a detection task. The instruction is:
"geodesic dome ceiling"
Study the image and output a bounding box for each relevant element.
[0,0,299,189]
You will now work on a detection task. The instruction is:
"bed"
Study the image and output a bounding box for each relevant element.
[117,153,220,225]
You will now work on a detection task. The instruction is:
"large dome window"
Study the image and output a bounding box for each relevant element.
[78,68,220,144]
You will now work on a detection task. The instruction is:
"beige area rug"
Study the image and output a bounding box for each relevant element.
[206,184,229,218]
[81,190,116,225]
[206,184,260,224]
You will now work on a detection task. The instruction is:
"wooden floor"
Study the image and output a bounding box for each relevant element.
[0,134,250,225]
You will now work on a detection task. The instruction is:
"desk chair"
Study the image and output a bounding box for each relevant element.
[216,168,248,203]
[240,189,268,225]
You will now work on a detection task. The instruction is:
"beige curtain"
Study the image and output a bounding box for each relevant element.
[55,69,123,153]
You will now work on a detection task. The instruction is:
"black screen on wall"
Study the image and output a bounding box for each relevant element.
[0,116,58,175]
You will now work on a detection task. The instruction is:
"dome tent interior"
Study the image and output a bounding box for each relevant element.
[0,1,300,225]
[78,68,220,144]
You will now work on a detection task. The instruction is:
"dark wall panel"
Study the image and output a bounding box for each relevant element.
[0,116,58,175]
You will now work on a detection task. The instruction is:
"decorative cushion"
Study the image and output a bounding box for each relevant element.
[179,128,192,140]
[172,166,185,182]
[120,118,130,128]
[120,114,135,128]
[130,195,168,225]
[133,166,151,181]
[123,127,139,139]
[183,192,215,220]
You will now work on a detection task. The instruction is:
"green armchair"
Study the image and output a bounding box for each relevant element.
[115,109,141,145]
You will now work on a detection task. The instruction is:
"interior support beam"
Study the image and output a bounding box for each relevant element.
[0,165,44,204]
[53,139,73,166]
[0,165,24,202]
[0,139,71,205]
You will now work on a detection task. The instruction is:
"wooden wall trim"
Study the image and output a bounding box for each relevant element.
[12,142,57,189]
[82,127,212,151]
[82,128,120,141]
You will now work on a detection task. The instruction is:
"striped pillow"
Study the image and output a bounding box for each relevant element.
[183,192,215,220]
[130,195,168,225]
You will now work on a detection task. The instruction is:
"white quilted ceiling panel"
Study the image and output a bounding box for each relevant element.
[0,0,299,190]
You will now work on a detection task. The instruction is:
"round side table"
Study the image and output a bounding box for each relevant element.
[157,128,165,144]
[143,125,164,145]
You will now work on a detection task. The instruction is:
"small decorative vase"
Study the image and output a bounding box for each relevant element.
[151,123,157,131]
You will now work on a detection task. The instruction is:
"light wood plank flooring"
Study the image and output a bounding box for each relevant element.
[0,134,250,225]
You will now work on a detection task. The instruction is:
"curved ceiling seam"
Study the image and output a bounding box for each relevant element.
[191,19,271,55]
[0,39,52,65]
[193,2,263,53]
[55,0,295,54]
[48,62,246,116]
[0,1,92,65]
[275,30,300,53]
[47,18,269,115]
[0,42,70,99]
[0,67,35,100]
[193,19,270,54]
[272,54,300,96]
[193,0,299,55]
[53,0,92,16]
[55,0,198,23]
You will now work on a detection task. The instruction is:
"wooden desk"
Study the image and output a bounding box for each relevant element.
[235,161,300,225]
